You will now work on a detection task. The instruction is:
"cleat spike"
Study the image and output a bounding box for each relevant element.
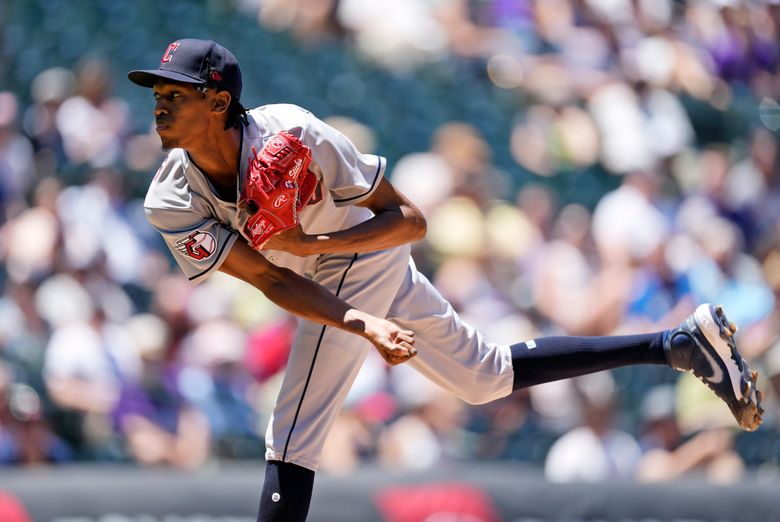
[666,304,763,431]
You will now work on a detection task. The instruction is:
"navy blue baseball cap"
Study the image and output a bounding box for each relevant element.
[128,39,242,101]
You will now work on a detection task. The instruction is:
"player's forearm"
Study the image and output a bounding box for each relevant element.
[220,240,372,336]
[258,266,368,334]
[301,206,426,255]
[253,265,417,366]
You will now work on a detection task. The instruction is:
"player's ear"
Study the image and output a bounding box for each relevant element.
[212,91,230,114]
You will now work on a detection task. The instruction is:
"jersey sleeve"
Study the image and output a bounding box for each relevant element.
[144,151,238,284]
[146,207,238,284]
[301,112,386,207]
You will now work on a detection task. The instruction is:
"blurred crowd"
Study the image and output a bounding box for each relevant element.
[1,0,780,486]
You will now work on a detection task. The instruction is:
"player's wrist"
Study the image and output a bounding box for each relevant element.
[297,232,317,256]
[343,309,373,339]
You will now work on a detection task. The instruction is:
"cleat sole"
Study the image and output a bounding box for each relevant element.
[736,369,762,431]
[712,304,736,341]
[706,305,763,431]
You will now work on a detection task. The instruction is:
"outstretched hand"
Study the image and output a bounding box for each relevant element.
[363,317,417,366]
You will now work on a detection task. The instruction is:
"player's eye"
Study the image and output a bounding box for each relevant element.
[153,92,181,101]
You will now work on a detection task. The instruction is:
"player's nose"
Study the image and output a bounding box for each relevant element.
[154,99,170,116]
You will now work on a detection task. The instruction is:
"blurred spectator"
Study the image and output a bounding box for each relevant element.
[56,170,148,285]
[431,122,508,207]
[119,314,211,469]
[591,171,670,304]
[178,318,259,460]
[335,0,450,72]
[258,0,345,45]
[378,366,467,471]
[510,104,601,178]
[622,239,695,329]
[703,2,778,86]
[588,82,657,174]
[761,340,780,424]
[462,389,537,462]
[530,203,602,335]
[390,151,454,218]
[0,361,72,464]
[22,67,74,176]
[320,349,398,475]
[392,121,507,219]
[678,207,774,329]
[42,291,133,460]
[0,92,36,217]
[544,373,642,482]
[2,176,61,284]
[636,384,745,484]
[55,58,129,169]
[727,128,780,251]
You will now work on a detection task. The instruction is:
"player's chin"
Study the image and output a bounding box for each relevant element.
[158,133,179,151]
[155,125,179,150]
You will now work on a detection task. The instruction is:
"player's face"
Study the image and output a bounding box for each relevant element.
[152,81,212,149]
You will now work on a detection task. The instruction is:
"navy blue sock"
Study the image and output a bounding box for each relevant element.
[510,332,667,390]
[257,461,315,522]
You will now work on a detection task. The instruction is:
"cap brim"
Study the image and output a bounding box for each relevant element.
[127,69,206,88]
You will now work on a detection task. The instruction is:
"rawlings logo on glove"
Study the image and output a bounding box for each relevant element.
[239,131,318,250]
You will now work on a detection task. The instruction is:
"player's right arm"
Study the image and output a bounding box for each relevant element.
[219,239,416,365]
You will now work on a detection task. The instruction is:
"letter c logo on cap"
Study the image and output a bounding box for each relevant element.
[161,42,180,63]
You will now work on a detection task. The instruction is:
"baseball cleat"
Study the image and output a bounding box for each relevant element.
[664,304,763,431]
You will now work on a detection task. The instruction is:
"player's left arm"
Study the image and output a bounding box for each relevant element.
[263,177,426,255]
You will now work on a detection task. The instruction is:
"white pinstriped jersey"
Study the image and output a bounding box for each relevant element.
[144,103,386,281]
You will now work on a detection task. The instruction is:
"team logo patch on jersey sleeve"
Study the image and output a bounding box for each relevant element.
[175,230,216,260]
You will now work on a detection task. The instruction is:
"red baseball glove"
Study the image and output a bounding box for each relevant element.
[239,131,318,250]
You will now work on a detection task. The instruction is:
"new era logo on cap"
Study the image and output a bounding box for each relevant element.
[128,38,242,102]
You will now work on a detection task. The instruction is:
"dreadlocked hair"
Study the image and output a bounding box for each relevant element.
[224,97,248,130]
[198,81,248,130]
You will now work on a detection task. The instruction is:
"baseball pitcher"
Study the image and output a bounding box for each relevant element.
[129,39,763,522]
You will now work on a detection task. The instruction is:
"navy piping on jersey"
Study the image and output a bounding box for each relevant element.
[332,157,383,204]
[188,231,236,281]
[282,252,359,462]
[234,122,245,199]
[148,217,210,235]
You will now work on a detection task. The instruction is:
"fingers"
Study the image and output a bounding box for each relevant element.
[387,341,416,357]
[383,342,417,366]
[395,331,415,345]
[371,323,417,366]
[385,351,416,366]
[399,341,416,357]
